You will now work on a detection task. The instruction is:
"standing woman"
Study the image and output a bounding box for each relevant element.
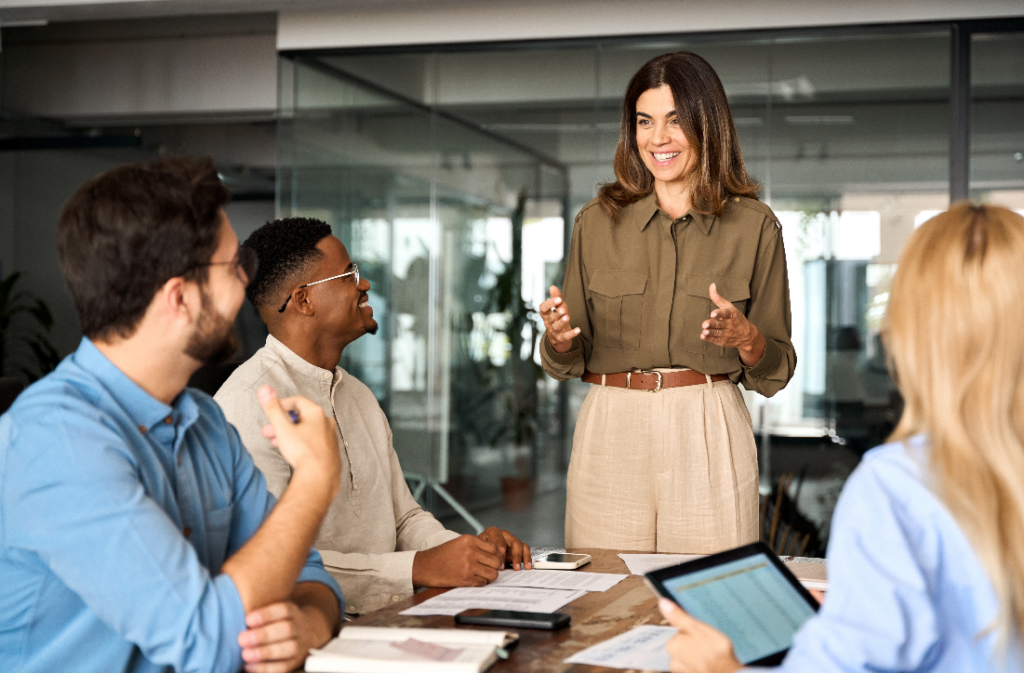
[540,52,795,554]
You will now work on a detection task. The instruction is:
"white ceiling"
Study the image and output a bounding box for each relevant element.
[2,0,1023,28]
[0,0,398,23]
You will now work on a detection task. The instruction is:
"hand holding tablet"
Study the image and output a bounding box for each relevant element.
[643,542,818,666]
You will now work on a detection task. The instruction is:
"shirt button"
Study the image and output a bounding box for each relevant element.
[163,416,173,424]
[183,527,191,538]
[323,372,331,380]
[734,196,740,202]
[138,425,147,434]
[392,596,400,603]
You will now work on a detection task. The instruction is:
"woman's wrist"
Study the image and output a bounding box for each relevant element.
[548,333,575,354]
[738,327,765,367]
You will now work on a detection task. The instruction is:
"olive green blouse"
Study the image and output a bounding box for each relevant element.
[541,192,796,398]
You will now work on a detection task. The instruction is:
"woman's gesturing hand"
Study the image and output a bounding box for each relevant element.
[659,599,742,673]
[701,283,765,367]
[540,286,579,354]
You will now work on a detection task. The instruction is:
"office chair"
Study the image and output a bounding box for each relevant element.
[0,377,26,415]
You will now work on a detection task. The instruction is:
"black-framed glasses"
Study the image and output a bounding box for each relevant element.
[193,245,259,287]
[278,263,360,313]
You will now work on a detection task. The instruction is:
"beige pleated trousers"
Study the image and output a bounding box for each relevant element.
[564,377,759,554]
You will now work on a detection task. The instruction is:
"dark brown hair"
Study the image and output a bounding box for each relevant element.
[57,155,229,340]
[598,51,759,220]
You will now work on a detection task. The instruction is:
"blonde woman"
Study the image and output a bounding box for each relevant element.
[660,203,1024,671]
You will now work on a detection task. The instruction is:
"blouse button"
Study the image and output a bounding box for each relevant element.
[183,527,192,538]
[163,416,173,424]
[138,425,147,434]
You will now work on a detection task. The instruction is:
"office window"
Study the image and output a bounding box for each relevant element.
[279,23,1022,548]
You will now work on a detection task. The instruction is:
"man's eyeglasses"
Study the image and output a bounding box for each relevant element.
[194,246,259,287]
[278,263,360,313]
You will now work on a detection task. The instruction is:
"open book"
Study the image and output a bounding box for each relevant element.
[305,626,519,673]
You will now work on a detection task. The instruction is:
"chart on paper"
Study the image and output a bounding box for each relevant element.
[564,625,674,671]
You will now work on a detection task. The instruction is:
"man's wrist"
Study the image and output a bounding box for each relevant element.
[287,466,340,511]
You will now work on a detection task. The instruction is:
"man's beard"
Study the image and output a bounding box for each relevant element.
[185,288,239,366]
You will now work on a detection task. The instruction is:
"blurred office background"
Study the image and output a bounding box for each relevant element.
[1,1,1022,554]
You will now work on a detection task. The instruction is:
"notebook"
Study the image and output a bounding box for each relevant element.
[304,626,519,673]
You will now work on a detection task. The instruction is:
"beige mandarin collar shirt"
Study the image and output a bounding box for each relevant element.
[214,335,458,615]
[542,192,796,397]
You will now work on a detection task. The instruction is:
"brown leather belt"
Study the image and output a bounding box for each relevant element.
[582,369,729,392]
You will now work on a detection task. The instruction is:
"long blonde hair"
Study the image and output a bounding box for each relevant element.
[887,202,1024,646]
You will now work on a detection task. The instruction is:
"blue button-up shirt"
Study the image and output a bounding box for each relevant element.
[0,338,343,673]
[757,436,1023,672]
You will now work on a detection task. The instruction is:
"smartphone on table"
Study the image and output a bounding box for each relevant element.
[455,610,570,630]
[533,553,591,570]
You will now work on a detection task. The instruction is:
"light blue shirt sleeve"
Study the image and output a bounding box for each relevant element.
[217,403,345,611]
[764,457,940,672]
[749,441,1012,673]
[3,407,245,673]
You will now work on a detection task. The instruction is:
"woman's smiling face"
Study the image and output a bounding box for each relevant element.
[635,84,694,187]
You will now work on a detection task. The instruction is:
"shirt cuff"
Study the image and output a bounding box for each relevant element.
[298,550,346,617]
[743,335,782,380]
[542,336,583,367]
[379,549,417,603]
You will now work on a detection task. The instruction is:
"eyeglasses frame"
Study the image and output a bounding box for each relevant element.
[278,263,360,313]
[191,245,259,287]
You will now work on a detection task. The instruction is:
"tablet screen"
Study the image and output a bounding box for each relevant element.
[659,552,815,664]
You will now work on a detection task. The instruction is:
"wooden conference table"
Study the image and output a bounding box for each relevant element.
[347,548,668,673]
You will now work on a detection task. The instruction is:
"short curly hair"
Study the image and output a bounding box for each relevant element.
[243,217,333,312]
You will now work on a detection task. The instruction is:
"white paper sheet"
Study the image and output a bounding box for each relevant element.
[399,586,587,616]
[490,569,627,592]
[617,553,706,575]
[564,625,675,671]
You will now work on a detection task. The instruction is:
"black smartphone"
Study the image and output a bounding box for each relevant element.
[455,610,571,630]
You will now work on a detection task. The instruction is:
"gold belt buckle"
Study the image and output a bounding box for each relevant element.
[626,370,662,392]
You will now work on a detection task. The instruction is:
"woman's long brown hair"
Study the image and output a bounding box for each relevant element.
[598,51,759,221]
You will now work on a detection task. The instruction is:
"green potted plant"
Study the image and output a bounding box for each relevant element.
[0,272,61,382]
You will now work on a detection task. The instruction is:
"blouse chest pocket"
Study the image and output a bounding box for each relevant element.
[588,270,647,351]
[684,275,751,358]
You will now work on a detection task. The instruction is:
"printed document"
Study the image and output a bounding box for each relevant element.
[618,553,706,575]
[563,625,675,671]
[491,569,627,592]
[400,586,587,616]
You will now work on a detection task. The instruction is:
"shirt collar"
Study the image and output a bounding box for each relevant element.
[72,337,198,434]
[264,334,344,385]
[632,191,716,235]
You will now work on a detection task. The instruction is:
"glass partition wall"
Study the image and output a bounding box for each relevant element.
[278,55,570,521]
[278,21,1024,549]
